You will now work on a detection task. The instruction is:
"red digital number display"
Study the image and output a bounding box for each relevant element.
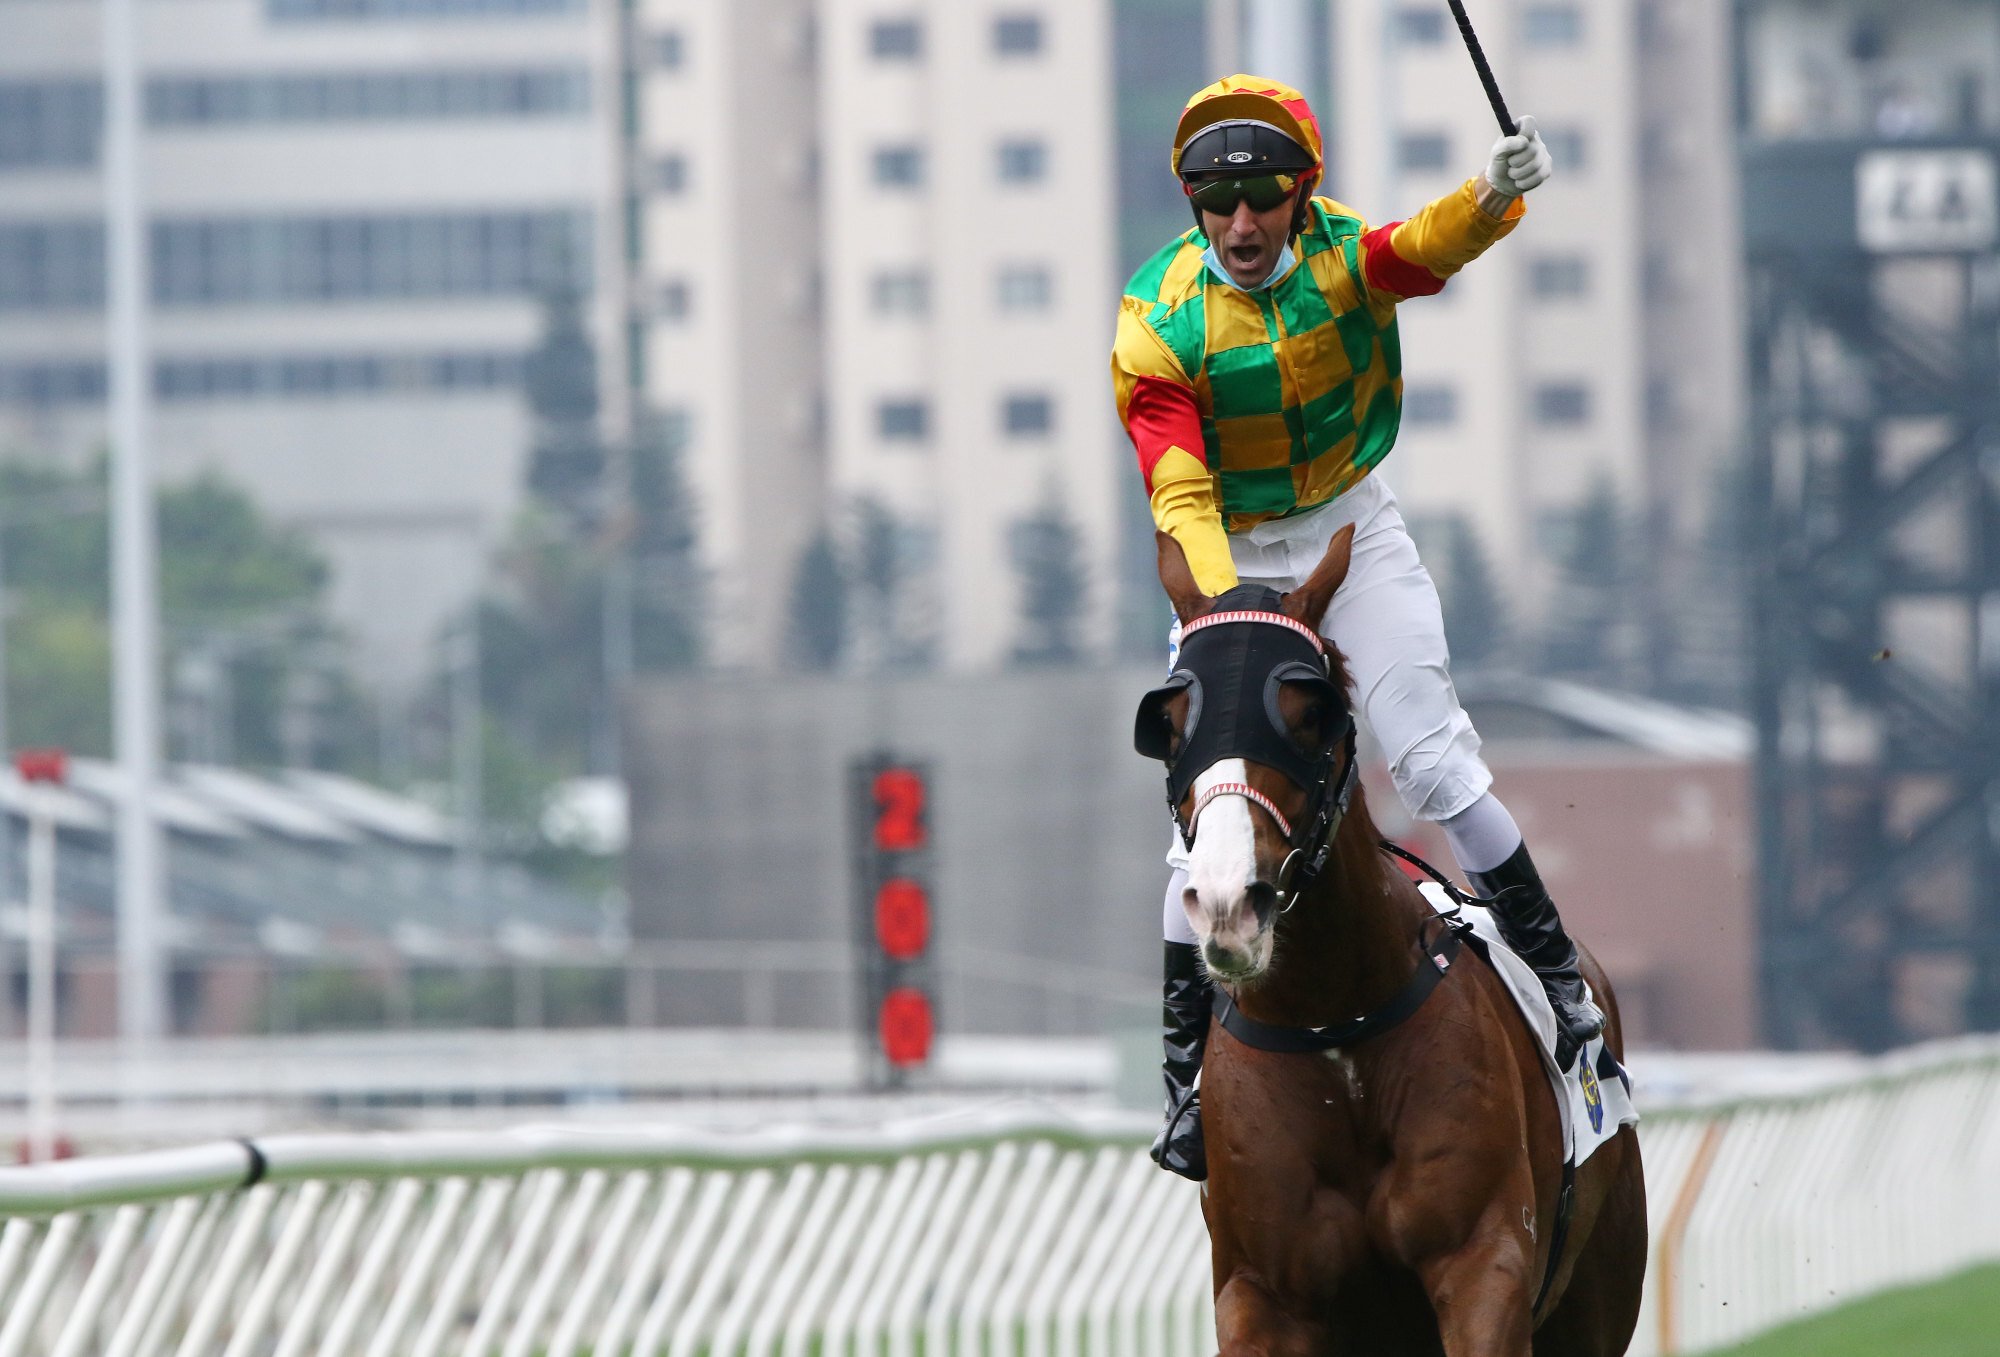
[879,987,935,1067]
[873,878,931,961]
[871,767,927,852]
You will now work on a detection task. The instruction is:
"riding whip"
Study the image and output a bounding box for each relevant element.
[1443,0,1517,136]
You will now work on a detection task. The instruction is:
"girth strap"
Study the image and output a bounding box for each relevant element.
[1214,922,1465,1053]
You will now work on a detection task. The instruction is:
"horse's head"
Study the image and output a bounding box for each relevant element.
[1133,527,1356,983]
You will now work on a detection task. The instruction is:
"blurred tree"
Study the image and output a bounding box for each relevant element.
[523,283,606,530]
[421,401,704,881]
[1010,490,1089,666]
[787,529,848,671]
[0,459,369,767]
[1439,516,1509,670]
[629,410,702,673]
[1540,476,1640,686]
[849,496,936,670]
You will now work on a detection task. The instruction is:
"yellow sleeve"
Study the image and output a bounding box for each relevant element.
[1111,299,1237,594]
[1384,177,1526,283]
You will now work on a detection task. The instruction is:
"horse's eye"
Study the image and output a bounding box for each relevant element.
[1279,682,1332,753]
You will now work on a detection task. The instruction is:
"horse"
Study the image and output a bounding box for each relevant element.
[1136,525,1647,1357]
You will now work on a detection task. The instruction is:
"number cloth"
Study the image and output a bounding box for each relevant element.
[1114,157,1524,594]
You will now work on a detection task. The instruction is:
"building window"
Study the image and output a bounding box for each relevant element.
[994,14,1043,55]
[143,209,591,307]
[651,30,684,69]
[1644,251,1680,304]
[1403,384,1457,426]
[655,278,691,321]
[145,348,522,402]
[879,398,928,441]
[1543,128,1587,172]
[1394,9,1446,45]
[870,268,929,315]
[0,220,106,310]
[997,139,1047,185]
[996,263,1052,311]
[656,405,694,450]
[267,0,582,20]
[872,144,925,187]
[144,68,592,126]
[1529,254,1590,298]
[1647,376,1679,428]
[0,80,103,171]
[0,361,105,407]
[1397,132,1450,172]
[653,153,689,194]
[1522,4,1582,47]
[1002,393,1053,437]
[870,17,921,59]
[1534,382,1591,426]
[1639,123,1675,175]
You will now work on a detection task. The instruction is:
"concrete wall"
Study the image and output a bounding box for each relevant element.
[625,665,1169,1034]
[628,667,1763,1048]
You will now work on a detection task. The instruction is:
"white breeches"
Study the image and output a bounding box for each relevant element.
[1161,474,1492,882]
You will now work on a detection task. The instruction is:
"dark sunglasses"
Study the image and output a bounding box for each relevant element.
[1185,173,1300,215]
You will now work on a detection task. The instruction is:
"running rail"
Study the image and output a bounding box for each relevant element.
[0,1040,1993,1355]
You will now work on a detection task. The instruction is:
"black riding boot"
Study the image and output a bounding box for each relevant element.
[1150,940,1213,1181]
[1469,842,1605,1071]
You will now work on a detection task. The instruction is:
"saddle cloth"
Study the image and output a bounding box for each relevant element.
[1418,883,1639,1169]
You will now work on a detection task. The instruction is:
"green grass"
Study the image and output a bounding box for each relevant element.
[1705,1262,2000,1357]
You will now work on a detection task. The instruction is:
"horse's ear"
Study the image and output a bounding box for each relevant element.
[1282,523,1354,629]
[1155,531,1216,625]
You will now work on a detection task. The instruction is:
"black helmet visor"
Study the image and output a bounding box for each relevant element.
[1179,119,1315,182]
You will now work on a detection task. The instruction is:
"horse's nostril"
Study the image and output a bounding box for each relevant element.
[1244,880,1278,925]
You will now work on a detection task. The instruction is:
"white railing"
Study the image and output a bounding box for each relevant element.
[1629,1034,2000,1355]
[0,1037,1993,1356]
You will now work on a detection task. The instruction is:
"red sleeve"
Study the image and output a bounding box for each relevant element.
[1361,222,1446,299]
[1125,375,1208,492]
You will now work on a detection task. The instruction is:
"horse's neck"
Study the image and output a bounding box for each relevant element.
[1237,792,1430,1029]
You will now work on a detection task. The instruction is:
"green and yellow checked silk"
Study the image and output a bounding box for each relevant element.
[1123,201,1403,532]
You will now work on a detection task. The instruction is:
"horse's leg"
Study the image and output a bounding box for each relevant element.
[1530,1127,1648,1356]
[1213,1271,1325,1357]
[1412,1221,1537,1357]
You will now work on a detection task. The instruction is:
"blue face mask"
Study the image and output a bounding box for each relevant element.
[1202,241,1297,292]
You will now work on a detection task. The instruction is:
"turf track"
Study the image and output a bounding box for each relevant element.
[1703,1261,2000,1356]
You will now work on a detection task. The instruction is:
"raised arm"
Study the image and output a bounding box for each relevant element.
[1356,115,1552,303]
[1112,300,1237,596]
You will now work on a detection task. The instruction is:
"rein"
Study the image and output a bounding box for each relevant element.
[1214,841,1474,1053]
[1217,839,1579,1320]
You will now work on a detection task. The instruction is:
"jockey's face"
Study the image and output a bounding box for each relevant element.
[1200,194,1295,288]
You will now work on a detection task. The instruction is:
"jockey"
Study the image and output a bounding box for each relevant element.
[1113,75,1604,1182]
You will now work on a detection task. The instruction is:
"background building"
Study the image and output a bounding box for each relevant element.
[632,0,1121,672]
[0,0,626,702]
[1286,0,1747,692]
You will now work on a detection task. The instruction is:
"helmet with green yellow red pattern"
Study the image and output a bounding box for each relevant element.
[1172,75,1324,240]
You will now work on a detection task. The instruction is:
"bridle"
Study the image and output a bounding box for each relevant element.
[1135,602,1361,914]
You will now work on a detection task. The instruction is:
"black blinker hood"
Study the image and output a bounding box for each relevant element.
[1134,586,1349,812]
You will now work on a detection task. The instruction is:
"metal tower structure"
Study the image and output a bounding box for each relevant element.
[1747,134,2000,1049]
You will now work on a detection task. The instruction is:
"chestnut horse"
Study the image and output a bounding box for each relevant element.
[1143,527,1646,1357]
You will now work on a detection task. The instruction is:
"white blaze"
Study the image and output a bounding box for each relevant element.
[1183,758,1260,945]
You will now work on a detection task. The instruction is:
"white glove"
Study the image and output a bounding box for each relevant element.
[1484,114,1552,197]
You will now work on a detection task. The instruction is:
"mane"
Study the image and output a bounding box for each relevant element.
[1319,636,1407,899]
